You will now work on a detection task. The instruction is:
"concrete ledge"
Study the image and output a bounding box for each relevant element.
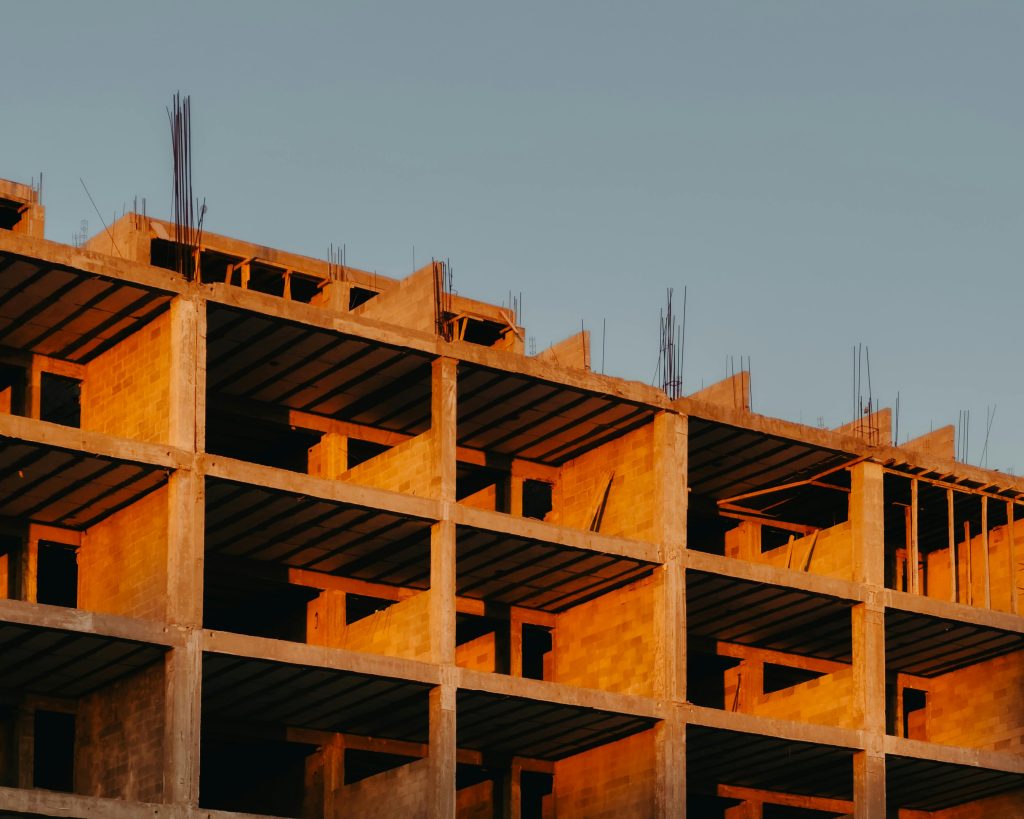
[200,454,441,521]
[457,667,664,720]
[685,703,865,750]
[201,628,441,686]
[0,598,183,647]
[884,588,1024,634]
[685,550,865,603]
[884,735,1024,774]
[0,414,190,470]
[452,504,660,564]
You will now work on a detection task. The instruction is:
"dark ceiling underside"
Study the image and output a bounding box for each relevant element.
[207,306,434,435]
[205,479,433,586]
[687,726,855,800]
[687,571,855,662]
[0,438,168,529]
[885,609,1023,677]
[0,252,172,363]
[457,366,655,466]
[887,755,1024,811]
[456,689,655,760]
[0,621,166,700]
[202,653,432,743]
[457,526,654,613]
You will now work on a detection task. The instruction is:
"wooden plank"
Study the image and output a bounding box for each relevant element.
[949,489,957,603]
[1009,501,1019,615]
[982,496,991,609]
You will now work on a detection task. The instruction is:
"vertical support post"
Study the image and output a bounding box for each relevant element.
[910,479,919,595]
[652,411,687,817]
[164,293,205,807]
[1008,501,1019,615]
[429,357,457,818]
[948,490,957,603]
[850,462,886,816]
[982,496,991,609]
[965,521,973,606]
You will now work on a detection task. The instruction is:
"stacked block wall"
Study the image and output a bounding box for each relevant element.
[341,433,436,498]
[337,758,429,819]
[74,662,165,801]
[77,487,168,621]
[746,667,858,729]
[456,632,497,672]
[925,521,1023,613]
[552,577,655,696]
[353,265,435,334]
[900,790,1024,818]
[456,780,494,818]
[922,651,1023,753]
[725,521,853,581]
[306,589,347,647]
[550,424,654,541]
[80,310,172,444]
[338,591,432,661]
[308,433,348,480]
[552,729,655,817]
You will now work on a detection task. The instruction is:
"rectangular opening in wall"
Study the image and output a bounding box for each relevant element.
[521,770,553,819]
[0,363,26,415]
[523,480,553,521]
[522,624,552,680]
[288,273,322,304]
[247,263,287,297]
[36,542,78,608]
[903,687,927,740]
[348,287,379,310]
[39,373,81,428]
[33,710,75,792]
[0,198,25,231]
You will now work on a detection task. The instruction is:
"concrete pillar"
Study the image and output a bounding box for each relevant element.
[850,462,887,815]
[429,356,457,818]
[850,462,885,587]
[164,292,205,808]
[652,411,687,817]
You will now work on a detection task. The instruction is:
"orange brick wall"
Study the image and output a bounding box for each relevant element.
[74,661,165,801]
[80,310,171,443]
[925,521,1023,613]
[726,521,853,581]
[78,487,168,621]
[456,632,497,672]
[920,651,1024,753]
[341,432,436,498]
[552,577,655,697]
[353,265,435,334]
[552,729,656,817]
[550,424,655,541]
[747,667,858,729]
[338,591,432,661]
[458,483,498,512]
[900,789,1024,818]
[457,780,494,818]
[337,758,429,819]
[308,432,348,480]
[306,589,346,647]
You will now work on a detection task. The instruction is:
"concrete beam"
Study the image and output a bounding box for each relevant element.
[0,597,181,646]
[685,703,864,750]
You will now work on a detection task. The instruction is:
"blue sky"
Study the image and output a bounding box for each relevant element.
[3,2,1023,471]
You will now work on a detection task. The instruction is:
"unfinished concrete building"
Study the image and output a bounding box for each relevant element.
[0,173,1020,818]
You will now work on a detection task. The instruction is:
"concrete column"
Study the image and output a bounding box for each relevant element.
[652,411,687,817]
[850,462,885,587]
[164,291,205,808]
[429,356,457,817]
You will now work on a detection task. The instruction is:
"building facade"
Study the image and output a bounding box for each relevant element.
[0,176,1020,817]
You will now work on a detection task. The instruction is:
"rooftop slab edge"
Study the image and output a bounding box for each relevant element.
[7,229,1024,496]
[0,230,184,295]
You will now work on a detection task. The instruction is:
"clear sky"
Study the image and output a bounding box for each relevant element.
[3,2,1023,471]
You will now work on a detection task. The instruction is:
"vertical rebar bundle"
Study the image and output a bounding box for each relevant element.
[658,287,685,399]
[432,258,454,341]
[168,93,205,281]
